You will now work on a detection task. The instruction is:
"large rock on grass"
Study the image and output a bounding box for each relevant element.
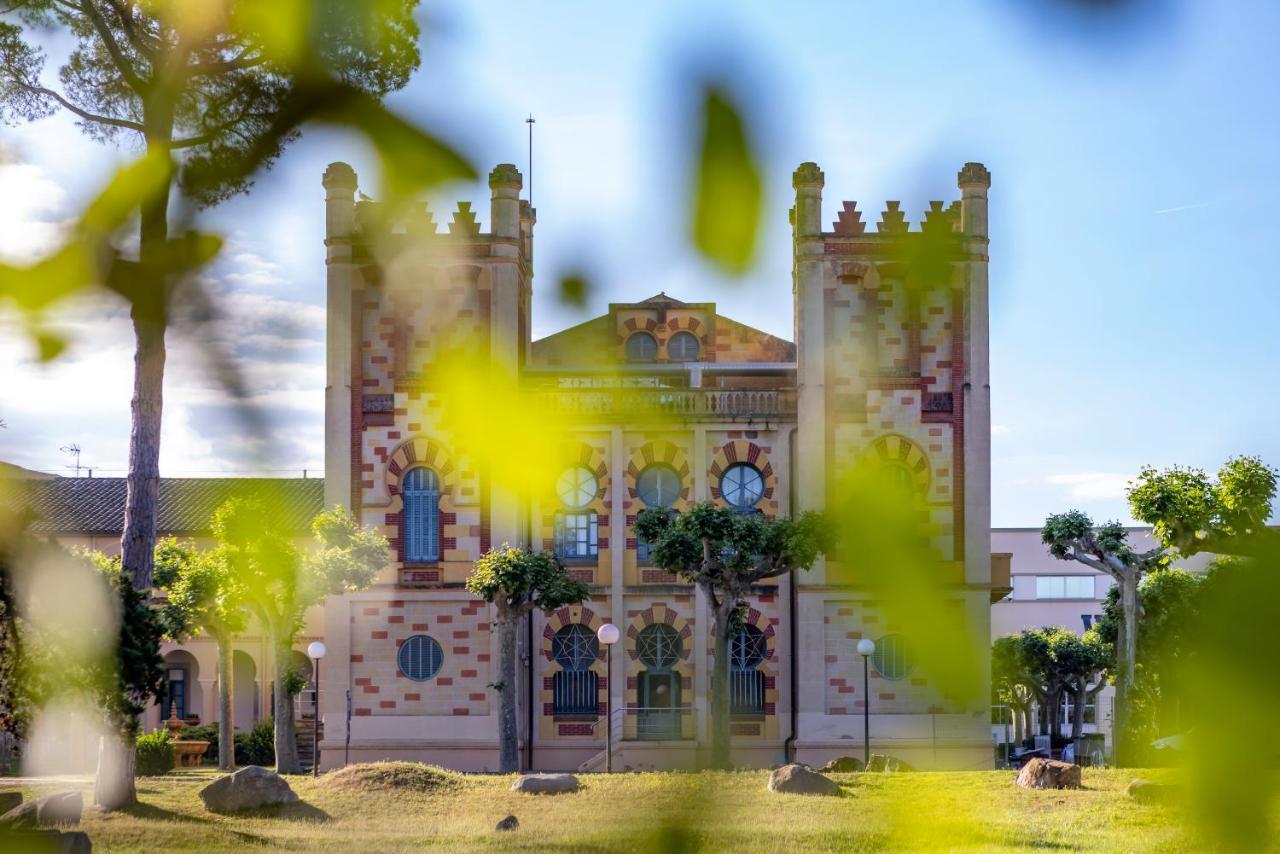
[865,754,913,773]
[495,814,519,831]
[199,765,299,813]
[767,763,838,796]
[511,773,579,794]
[820,756,865,773]
[1127,778,1181,805]
[0,790,82,828]
[1015,757,1082,790]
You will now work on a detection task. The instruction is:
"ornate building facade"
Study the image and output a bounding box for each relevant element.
[316,158,997,771]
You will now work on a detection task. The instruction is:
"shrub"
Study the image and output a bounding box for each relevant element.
[135,729,175,776]
[235,717,275,767]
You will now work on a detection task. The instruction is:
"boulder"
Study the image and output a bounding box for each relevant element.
[495,814,519,831]
[0,790,82,828]
[767,763,839,796]
[0,791,21,814]
[511,773,579,795]
[819,756,865,773]
[1015,757,1082,790]
[865,754,913,773]
[0,829,91,853]
[1127,778,1181,805]
[198,765,300,813]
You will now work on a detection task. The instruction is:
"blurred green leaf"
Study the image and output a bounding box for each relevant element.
[34,330,66,362]
[690,86,761,275]
[557,272,590,307]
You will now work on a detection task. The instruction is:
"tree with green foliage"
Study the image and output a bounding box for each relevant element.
[218,500,387,774]
[635,502,832,769]
[465,545,589,773]
[1041,512,1163,763]
[0,1,440,594]
[991,635,1035,745]
[1003,626,1108,744]
[153,536,248,771]
[1095,566,1207,753]
[32,551,166,808]
[1129,456,1278,559]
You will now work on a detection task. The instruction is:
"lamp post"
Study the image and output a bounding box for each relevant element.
[596,623,620,773]
[856,638,875,768]
[307,640,327,777]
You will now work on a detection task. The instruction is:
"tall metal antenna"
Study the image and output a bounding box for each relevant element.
[526,113,536,207]
[60,443,82,477]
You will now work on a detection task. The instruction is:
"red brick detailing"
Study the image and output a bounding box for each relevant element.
[371,630,388,640]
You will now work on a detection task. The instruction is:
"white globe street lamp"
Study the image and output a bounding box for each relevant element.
[597,623,619,772]
[856,638,875,767]
[307,641,327,776]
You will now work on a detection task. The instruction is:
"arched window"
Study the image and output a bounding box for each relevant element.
[551,624,600,716]
[554,465,599,561]
[667,331,700,361]
[636,463,681,560]
[729,625,766,716]
[625,331,658,362]
[403,467,441,562]
[398,634,444,681]
[720,463,764,512]
[636,623,683,671]
[871,634,913,681]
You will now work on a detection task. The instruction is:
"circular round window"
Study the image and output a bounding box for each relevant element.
[871,634,913,681]
[556,465,598,509]
[721,463,765,510]
[636,464,682,508]
[398,634,444,682]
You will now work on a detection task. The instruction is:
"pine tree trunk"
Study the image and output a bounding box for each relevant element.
[217,633,235,770]
[708,596,733,771]
[497,616,519,773]
[118,156,172,591]
[273,638,301,774]
[1115,571,1140,766]
[93,731,136,810]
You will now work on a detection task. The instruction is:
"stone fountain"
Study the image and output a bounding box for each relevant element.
[165,703,210,768]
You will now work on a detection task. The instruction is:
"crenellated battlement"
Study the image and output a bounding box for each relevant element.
[324,163,532,246]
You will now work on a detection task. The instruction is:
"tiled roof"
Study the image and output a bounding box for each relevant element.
[1,477,325,536]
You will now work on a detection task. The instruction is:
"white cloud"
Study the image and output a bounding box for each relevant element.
[1047,472,1132,501]
[0,162,71,262]
[991,423,1011,435]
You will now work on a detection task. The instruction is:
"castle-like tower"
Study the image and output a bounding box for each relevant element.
[317,160,994,771]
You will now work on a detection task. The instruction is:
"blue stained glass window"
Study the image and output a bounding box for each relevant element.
[403,467,440,562]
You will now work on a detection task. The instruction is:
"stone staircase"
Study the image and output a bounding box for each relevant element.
[295,718,324,772]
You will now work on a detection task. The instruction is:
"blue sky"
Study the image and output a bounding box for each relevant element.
[2,0,1278,526]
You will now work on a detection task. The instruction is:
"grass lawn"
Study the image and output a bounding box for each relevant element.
[1,765,1262,852]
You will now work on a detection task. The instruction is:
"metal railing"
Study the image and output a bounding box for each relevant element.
[529,388,796,420]
[729,669,765,716]
[552,671,599,717]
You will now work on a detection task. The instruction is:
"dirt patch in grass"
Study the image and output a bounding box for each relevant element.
[324,761,464,794]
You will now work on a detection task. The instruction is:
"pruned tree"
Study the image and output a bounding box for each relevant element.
[1008,626,1108,744]
[1041,512,1163,764]
[636,502,832,770]
[465,545,589,774]
[153,536,248,771]
[1129,456,1278,559]
[219,500,387,774]
[991,635,1035,745]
